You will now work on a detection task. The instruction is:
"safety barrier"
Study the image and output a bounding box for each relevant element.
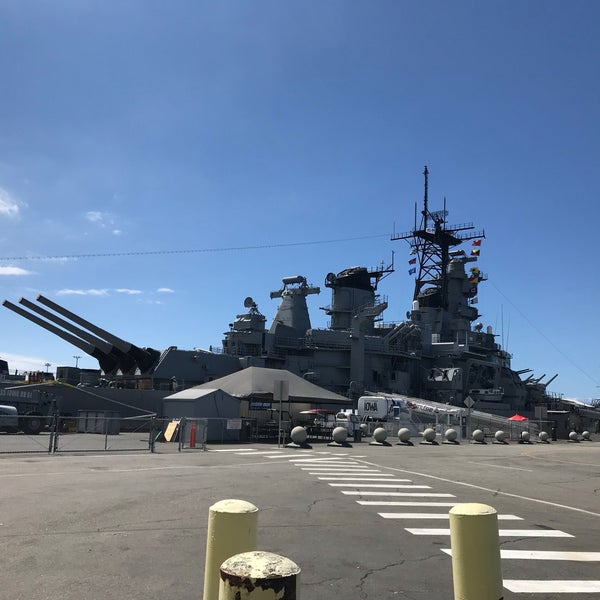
[202,498,505,600]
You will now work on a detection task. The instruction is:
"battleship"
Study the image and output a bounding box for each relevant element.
[0,167,577,423]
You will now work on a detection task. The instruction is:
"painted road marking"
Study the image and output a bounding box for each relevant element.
[358,501,459,506]
[318,477,413,482]
[442,549,600,561]
[406,528,573,537]
[307,471,392,476]
[210,448,259,452]
[235,451,286,456]
[342,491,455,497]
[503,580,600,593]
[329,483,430,488]
[380,513,522,520]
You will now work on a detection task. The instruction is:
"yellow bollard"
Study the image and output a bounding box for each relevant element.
[449,503,503,600]
[203,499,259,600]
[219,551,300,600]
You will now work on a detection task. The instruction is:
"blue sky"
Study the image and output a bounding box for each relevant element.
[0,1,598,401]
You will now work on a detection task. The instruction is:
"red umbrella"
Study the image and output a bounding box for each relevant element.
[508,414,528,421]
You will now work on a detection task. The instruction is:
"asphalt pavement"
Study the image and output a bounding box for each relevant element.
[0,435,599,599]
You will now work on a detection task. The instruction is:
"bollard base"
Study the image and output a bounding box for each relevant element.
[328,441,352,448]
[286,441,312,449]
[396,440,414,446]
[518,440,533,444]
[420,440,439,445]
[369,440,391,446]
[493,440,509,445]
[442,440,460,445]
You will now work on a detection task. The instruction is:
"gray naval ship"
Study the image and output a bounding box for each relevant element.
[3,167,557,418]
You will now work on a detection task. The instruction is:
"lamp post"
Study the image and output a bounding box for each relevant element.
[73,355,82,368]
[44,362,51,374]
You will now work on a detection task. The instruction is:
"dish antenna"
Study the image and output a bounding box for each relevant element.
[243,296,255,309]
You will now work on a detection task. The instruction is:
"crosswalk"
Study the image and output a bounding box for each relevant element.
[273,450,600,595]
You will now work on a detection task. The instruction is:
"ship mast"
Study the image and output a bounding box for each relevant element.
[392,166,485,308]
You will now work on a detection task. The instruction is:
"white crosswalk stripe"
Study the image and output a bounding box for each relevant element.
[380,513,522,520]
[442,549,600,561]
[503,580,600,593]
[406,528,573,537]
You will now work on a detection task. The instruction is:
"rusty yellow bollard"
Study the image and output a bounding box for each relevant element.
[219,551,301,600]
[449,503,503,600]
[203,499,259,600]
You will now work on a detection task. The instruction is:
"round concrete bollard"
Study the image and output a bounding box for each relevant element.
[219,551,301,600]
[520,431,530,443]
[539,431,549,443]
[360,423,368,436]
[582,430,591,441]
[332,426,348,443]
[472,429,485,443]
[373,427,387,443]
[204,499,259,600]
[494,430,506,443]
[444,428,459,444]
[569,431,579,442]
[449,503,503,600]
[422,427,436,443]
[397,427,412,444]
[290,426,307,444]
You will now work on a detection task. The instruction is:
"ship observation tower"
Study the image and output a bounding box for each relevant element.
[392,166,485,309]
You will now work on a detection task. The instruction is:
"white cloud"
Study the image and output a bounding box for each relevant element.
[56,289,109,296]
[0,265,33,275]
[115,288,142,295]
[157,287,175,293]
[0,188,22,218]
[85,211,122,236]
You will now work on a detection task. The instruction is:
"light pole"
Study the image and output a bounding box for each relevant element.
[73,355,82,368]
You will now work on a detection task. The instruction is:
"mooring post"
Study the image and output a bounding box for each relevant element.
[449,503,503,600]
[218,551,300,600]
[203,499,259,600]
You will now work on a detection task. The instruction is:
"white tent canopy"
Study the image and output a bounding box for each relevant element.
[165,367,351,405]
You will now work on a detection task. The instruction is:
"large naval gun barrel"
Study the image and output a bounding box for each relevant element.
[16,297,137,374]
[2,300,120,375]
[2,295,161,375]
[35,295,160,374]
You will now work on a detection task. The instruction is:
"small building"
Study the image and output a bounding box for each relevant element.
[163,387,241,442]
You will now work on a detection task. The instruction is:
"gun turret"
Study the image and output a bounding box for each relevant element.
[2,300,119,374]
[35,295,160,373]
[17,297,136,374]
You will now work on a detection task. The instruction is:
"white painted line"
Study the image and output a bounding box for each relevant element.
[359,501,459,507]
[467,461,533,472]
[342,491,455,497]
[406,528,573,537]
[301,466,377,471]
[236,451,285,456]
[442,549,600,561]
[329,483,430,488]
[503,580,600,593]
[380,513,522,520]
[308,472,391,476]
[300,464,375,468]
[289,458,358,463]
[210,448,258,452]
[318,477,412,482]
